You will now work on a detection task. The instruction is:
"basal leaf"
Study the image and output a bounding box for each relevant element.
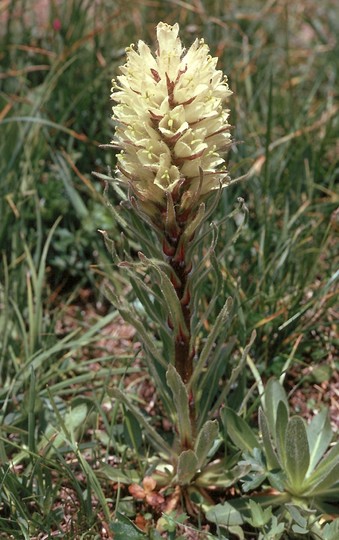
[304,462,339,497]
[285,416,310,492]
[306,408,332,474]
[275,400,289,465]
[303,441,339,492]
[264,379,289,441]
[100,464,136,484]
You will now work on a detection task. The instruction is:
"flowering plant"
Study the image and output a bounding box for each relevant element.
[103,19,249,516]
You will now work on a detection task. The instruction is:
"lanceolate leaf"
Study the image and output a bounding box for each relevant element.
[285,416,310,493]
[302,442,339,495]
[166,365,192,447]
[210,331,256,420]
[304,462,339,497]
[111,512,146,540]
[189,297,233,390]
[222,408,259,454]
[138,253,189,337]
[196,339,235,428]
[306,408,333,474]
[206,501,245,527]
[258,408,280,470]
[194,420,219,469]
[275,400,289,466]
[264,379,289,441]
[109,388,175,458]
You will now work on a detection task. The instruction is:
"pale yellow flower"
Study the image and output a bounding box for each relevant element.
[111,22,232,219]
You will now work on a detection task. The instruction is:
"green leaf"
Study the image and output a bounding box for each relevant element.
[64,404,87,433]
[194,420,219,469]
[245,499,272,528]
[196,338,236,429]
[222,408,259,454]
[306,408,332,474]
[321,519,339,540]
[100,465,136,484]
[177,450,198,485]
[196,459,251,488]
[109,388,175,458]
[208,331,256,425]
[303,442,339,494]
[310,441,339,480]
[138,252,188,337]
[189,297,233,390]
[275,400,289,465]
[258,408,280,470]
[166,365,192,447]
[264,379,289,442]
[123,410,143,451]
[111,513,146,540]
[306,462,339,497]
[206,501,244,528]
[56,153,88,219]
[285,416,310,492]
[286,504,308,528]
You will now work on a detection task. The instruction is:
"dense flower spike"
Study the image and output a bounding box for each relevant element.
[111,22,232,222]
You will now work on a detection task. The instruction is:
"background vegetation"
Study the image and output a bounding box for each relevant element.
[0,0,338,538]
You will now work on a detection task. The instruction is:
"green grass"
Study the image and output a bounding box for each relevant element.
[0,0,338,537]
